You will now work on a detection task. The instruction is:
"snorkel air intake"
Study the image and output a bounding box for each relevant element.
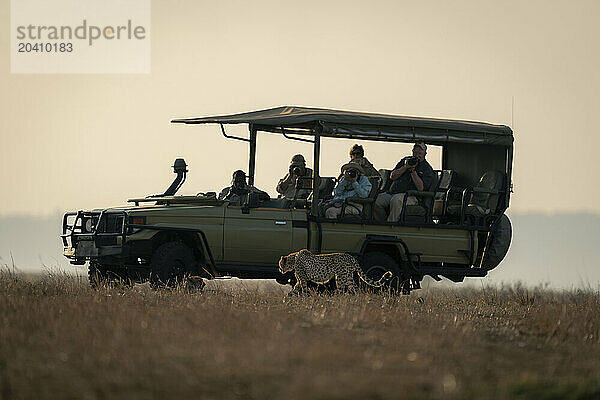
[162,158,188,196]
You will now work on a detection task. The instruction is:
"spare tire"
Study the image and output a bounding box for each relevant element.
[481,214,512,270]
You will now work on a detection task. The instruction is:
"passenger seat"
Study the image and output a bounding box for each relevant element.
[432,170,454,218]
[446,170,506,225]
[378,169,392,193]
[401,171,439,223]
[340,175,382,222]
[317,177,336,201]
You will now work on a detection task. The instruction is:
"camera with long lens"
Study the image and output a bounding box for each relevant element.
[346,169,358,179]
[290,166,304,176]
[406,156,419,166]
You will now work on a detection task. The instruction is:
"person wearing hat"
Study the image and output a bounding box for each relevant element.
[374,142,435,222]
[276,154,313,200]
[324,162,372,219]
[348,144,380,177]
[219,170,269,206]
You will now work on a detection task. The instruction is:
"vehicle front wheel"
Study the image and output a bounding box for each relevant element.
[150,241,196,289]
[88,262,132,289]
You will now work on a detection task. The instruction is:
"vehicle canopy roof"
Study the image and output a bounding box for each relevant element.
[172,106,513,147]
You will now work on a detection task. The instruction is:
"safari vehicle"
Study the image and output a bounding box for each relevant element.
[62,106,513,293]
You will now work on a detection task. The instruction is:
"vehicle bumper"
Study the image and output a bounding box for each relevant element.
[61,210,131,265]
[63,243,123,258]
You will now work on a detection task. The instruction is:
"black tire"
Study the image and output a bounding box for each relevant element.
[88,262,106,289]
[361,252,404,293]
[481,214,512,270]
[150,242,196,289]
[88,262,132,289]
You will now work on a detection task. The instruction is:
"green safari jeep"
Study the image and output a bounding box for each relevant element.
[61,106,514,293]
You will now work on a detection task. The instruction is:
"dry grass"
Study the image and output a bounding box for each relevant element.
[1,268,600,400]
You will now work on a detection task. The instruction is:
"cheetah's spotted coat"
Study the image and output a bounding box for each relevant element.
[279,249,392,294]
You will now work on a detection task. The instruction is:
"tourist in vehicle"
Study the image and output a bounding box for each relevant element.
[219,170,269,205]
[374,142,435,222]
[348,144,380,177]
[324,163,372,219]
[276,154,313,200]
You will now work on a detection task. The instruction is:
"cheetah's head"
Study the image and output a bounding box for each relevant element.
[278,253,296,274]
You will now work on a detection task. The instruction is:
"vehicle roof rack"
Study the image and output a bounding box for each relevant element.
[172,106,513,146]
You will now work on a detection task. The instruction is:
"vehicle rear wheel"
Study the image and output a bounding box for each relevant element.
[361,251,406,294]
[150,242,196,289]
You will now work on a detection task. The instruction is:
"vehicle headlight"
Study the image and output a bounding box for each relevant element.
[128,216,146,234]
[85,219,94,232]
[130,216,146,225]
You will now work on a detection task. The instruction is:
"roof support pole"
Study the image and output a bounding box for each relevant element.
[505,146,513,207]
[311,125,322,217]
[248,124,257,186]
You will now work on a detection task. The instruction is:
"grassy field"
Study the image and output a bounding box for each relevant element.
[1,270,599,400]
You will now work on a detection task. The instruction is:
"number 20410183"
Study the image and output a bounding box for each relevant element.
[18,42,73,52]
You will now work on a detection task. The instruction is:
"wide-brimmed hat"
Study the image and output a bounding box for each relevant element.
[290,154,306,166]
[341,162,365,175]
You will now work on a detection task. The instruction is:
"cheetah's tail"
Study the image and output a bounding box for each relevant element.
[356,268,393,287]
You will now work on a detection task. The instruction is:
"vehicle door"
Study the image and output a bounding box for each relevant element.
[223,205,294,266]
[290,209,309,251]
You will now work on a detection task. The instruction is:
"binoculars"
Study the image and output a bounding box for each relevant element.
[346,169,358,179]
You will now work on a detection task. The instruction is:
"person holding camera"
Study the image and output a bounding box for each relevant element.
[276,154,313,200]
[374,142,435,222]
[219,170,269,206]
[324,163,372,219]
[348,144,380,177]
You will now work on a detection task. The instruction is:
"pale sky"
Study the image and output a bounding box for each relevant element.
[1,0,599,216]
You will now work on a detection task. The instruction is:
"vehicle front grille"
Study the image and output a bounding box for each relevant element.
[97,214,124,234]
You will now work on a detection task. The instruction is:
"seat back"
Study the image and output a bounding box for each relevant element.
[433,170,454,216]
[437,170,453,193]
[419,170,438,208]
[378,169,392,193]
[427,170,439,191]
[360,175,383,221]
[469,170,505,213]
[318,177,336,201]
[367,176,382,198]
[403,171,439,223]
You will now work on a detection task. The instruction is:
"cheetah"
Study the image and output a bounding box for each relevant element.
[279,249,392,294]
